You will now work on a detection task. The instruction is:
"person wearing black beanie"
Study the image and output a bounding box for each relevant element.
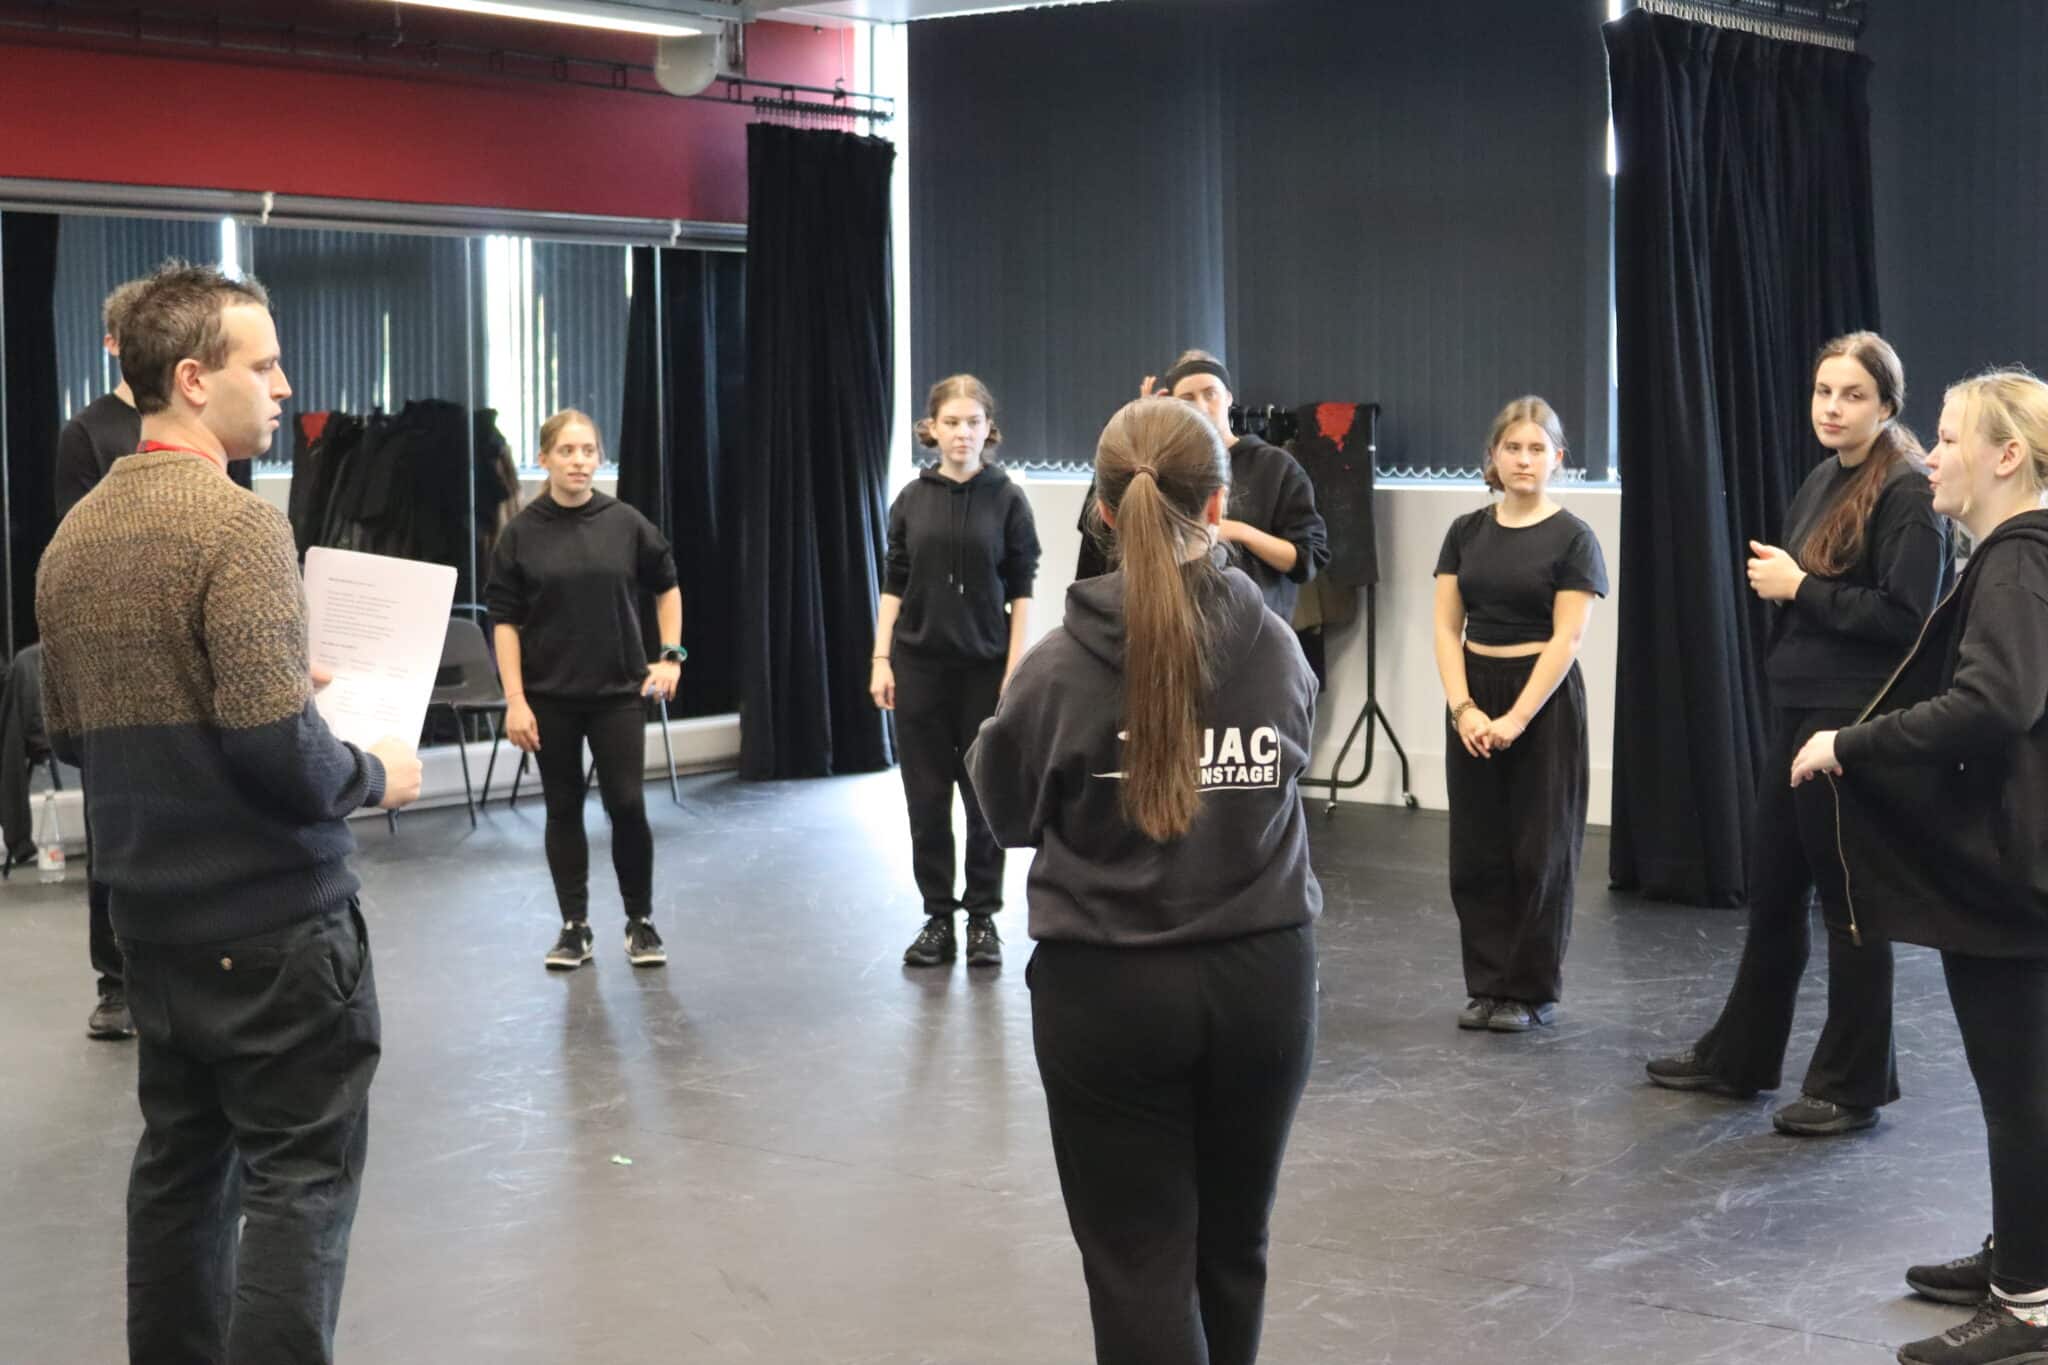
[1075,350,1329,624]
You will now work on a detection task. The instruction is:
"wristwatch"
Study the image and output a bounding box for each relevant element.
[659,644,687,664]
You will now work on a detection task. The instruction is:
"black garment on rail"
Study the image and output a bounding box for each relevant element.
[288,400,520,606]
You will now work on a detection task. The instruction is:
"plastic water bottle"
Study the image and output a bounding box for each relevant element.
[35,791,66,884]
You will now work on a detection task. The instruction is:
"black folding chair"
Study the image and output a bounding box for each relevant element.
[431,617,511,828]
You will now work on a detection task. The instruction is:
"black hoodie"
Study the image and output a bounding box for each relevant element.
[1829,509,2048,958]
[484,490,679,701]
[965,563,1322,948]
[884,463,1041,664]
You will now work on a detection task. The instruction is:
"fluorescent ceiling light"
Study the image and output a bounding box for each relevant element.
[389,1,707,38]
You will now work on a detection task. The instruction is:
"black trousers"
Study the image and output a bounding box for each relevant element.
[122,904,380,1365]
[1692,706,1899,1107]
[1944,952,2048,1296]
[893,656,1005,917]
[85,786,124,995]
[91,878,122,994]
[1444,653,1589,1004]
[1030,925,1317,1365]
[527,697,655,925]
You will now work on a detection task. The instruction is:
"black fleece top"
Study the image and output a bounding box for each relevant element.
[484,491,679,702]
[884,463,1041,664]
[1831,511,2048,957]
[965,562,1322,948]
[54,392,140,521]
[1075,436,1330,622]
[1765,454,1949,708]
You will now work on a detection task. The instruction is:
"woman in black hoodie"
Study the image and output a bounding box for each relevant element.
[1647,332,1949,1137]
[872,375,1041,970]
[486,410,682,972]
[1075,351,1330,623]
[968,398,1320,1365]
[1791,369,2048,1365]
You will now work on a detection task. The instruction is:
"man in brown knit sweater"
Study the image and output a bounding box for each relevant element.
[36,262,423,1365]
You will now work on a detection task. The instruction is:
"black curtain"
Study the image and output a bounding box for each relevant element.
[617,246,747,718]
[909,0,1612,476]
[738,125,896,780]
[1,212,61,654]
[1605,9,1882,907]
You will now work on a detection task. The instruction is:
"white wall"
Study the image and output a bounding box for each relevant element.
[1008,475,1623,825]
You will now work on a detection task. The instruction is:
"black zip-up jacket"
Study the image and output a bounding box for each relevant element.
[485,491,679,702]
[1828,510,2048,958]
[884,463,1041,664]
[964,562,1322,948]
[1074,435,1331,622]
[1765,454,1950,708]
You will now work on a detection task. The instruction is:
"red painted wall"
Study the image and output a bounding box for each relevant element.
[0,18,852,223]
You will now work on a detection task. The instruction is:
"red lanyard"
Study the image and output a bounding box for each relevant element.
[137,440,227,473]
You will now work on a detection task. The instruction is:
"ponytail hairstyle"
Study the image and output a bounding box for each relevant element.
[538,407,603,460]
[1800,332,1925,576]
[1093,398,1230,842]
[913,373,1004,450]
[1481,396,1568,493]
[1945,367,2048,499]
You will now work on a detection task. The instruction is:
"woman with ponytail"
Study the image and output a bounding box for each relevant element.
[1434,397,1607,1034]
[967,398,1320,1364]
[1648,332,1950,1136]
[1790,369,2048,1365]
[874,375,1040,969]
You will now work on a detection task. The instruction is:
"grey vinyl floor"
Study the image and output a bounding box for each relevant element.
[0,771,1985,1362]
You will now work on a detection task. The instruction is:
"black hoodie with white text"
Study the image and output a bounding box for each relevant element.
[965,563,1322,947]
[884,463,1041,664]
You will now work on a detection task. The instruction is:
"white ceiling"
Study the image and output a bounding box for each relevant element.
[762,0,1119,22]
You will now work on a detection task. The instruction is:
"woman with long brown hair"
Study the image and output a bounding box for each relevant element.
[1647,332,1950,1135]
[968,398,1320,1364]
[1790,369,2048,1365]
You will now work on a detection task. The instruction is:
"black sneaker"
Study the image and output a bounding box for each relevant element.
[1772,1094,1879,1137]
[625,918,667,967]
[1457,997,1497,1030]
[545,922,594,970]
[903,914,956,967]
[86,992,136,1040]
[1897,1300,2048,1365]
[1645,1048,1758,1098]
[1908,1237,1994,1306]
[965,914,1002,967]
[1486,1000,1557,1033]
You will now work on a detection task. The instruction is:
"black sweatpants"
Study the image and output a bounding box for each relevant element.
[1444,652,1589,1004]
[893,656,1005,917]
[122,904,380,1365]
[1944,952,2048,1296]
[1030,925,1317,1365]
[1692,706,1898,1108]
[527,697,654,925]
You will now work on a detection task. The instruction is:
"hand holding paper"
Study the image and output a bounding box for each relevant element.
[303,548,458,752]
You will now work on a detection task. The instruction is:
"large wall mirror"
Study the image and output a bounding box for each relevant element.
[3,203,742,757]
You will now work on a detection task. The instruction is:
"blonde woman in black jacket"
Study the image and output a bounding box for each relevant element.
[1792,369,2048,1365]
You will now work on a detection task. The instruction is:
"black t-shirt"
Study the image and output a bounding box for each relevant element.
[483,491,679,702]
[54,392,141,520]
[1435,505,1609,646]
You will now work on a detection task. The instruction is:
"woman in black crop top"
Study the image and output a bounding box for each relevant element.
[1433,397,1608,1033]
[1647,333,1948,1137]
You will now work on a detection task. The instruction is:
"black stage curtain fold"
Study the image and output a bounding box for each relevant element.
[617,246,747,718]
[1,212,61,654]
[738,126,896,779]
[1605,9,1882,907]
